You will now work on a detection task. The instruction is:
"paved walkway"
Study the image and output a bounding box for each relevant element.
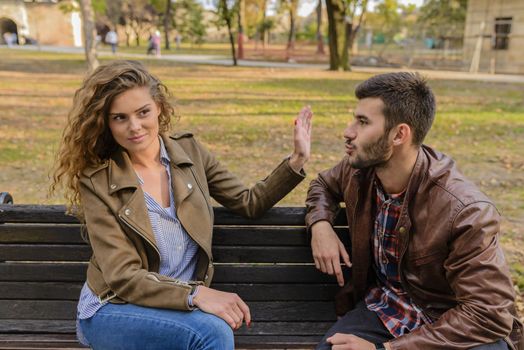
[5,45,524,84]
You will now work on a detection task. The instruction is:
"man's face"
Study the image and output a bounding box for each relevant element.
[344,97,393,169]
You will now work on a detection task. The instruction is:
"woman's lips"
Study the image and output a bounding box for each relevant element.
[128,134,146,143]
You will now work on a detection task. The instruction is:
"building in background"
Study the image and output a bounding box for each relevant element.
[464,0,524,74]
[0,0,82,46]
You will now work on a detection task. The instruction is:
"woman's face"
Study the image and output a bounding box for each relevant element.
[108,86,161,156]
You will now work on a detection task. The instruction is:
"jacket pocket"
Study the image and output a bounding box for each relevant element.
[409,250,447,266]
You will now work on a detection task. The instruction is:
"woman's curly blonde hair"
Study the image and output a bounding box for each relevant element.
[50,60,175,215]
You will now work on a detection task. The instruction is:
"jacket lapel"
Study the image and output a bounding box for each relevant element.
[348,168,375,300]
[162,134,195,207]
[108,149,157,248]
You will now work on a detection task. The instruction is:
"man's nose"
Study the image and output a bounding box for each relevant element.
[344,123,356,141]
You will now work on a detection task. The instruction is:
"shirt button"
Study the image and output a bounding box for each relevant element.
[110,184,117,189]
[399,227,406,234]
[124,208,131,216]
[187,183,193,189]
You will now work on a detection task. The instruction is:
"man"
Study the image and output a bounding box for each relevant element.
[306,72,522,350]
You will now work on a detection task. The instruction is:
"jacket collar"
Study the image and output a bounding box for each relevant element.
[403,146,429,206]
[165,133,194,166]
[108,149,139,195]
[105,133,195,195]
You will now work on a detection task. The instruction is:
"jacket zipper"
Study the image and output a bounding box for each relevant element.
[119,214,161,258]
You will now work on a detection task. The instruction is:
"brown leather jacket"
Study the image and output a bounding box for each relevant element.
[79,132,305,311]
[306,145,523,350]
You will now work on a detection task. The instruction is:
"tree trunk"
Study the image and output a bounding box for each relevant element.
[325,0,339,70]
[164,0,172,50]
[237,0,244,60]
[341,20,352,71]
[287,7,295,50]
[78,0,99,72]
[316,0,325,54]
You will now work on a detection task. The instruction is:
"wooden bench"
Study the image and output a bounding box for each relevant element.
[0,195,349,349]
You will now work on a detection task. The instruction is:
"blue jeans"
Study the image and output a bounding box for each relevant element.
[78,303,234,350]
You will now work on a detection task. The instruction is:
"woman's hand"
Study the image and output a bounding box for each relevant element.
[289,105,313,172]
[192,286,251,330]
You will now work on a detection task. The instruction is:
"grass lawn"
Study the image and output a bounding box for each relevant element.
[1,48,523,317]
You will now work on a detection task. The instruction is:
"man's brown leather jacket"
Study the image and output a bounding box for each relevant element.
[306,145,523,350]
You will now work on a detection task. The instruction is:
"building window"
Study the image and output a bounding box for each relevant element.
[493,17,512,50]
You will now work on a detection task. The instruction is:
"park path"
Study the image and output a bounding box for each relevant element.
[5,44,524,84]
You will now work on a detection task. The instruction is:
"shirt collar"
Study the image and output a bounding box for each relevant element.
[158,136,171,166]
[375,179,405,204]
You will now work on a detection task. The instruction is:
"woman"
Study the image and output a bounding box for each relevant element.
[51,60,312,349]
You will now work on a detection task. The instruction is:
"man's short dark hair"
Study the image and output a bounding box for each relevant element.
[355,72,436,146]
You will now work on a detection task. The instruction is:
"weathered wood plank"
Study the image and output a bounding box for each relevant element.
[0,282,82,300]
[0,320,331,336]
[0,225,84,244]
[0,206,348,226]
[0,282,338,301]
[0,245,315,263]
[1,245,314,263]
[0,334,321,349]
[0,263,343,284]
[0,301,336,321]
[0,225,349,247]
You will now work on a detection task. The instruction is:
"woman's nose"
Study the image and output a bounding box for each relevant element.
[128,116,142,131]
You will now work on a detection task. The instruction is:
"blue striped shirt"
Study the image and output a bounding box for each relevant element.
[77,137,199,320]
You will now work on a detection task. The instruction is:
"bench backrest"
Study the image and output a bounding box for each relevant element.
[0,205,348,347]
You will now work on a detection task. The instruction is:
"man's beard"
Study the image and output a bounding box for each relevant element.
[348,133,392,169]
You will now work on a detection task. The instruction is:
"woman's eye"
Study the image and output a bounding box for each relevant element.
[139,109,150,117]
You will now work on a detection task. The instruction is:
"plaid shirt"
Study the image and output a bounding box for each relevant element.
[364,181,432,337]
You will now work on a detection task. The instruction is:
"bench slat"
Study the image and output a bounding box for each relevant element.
[0,244,318,263]
[0,225,350,247]
[0,320,331,336]
[0,263,341,283]
[0,282,338,301]
[0,301,335,321]
[0,206,348,226]
[0,334,322,349]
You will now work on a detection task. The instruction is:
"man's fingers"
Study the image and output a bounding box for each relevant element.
[314,257,321,270]
[332,260,345,286]
[339,241,352,267]
[325,258,335,275]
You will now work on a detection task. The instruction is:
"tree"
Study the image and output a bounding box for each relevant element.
[174,0,206,45]
[316,0,325,54]
[245,0,267,48]
[281,0,299,51]
[79,0,99,72]
[325,0,368,70]
[216,0,238,65]
[120,0,156,47]
[417,0,467,47]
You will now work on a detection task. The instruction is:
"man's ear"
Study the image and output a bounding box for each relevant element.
[391,123,411,146]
